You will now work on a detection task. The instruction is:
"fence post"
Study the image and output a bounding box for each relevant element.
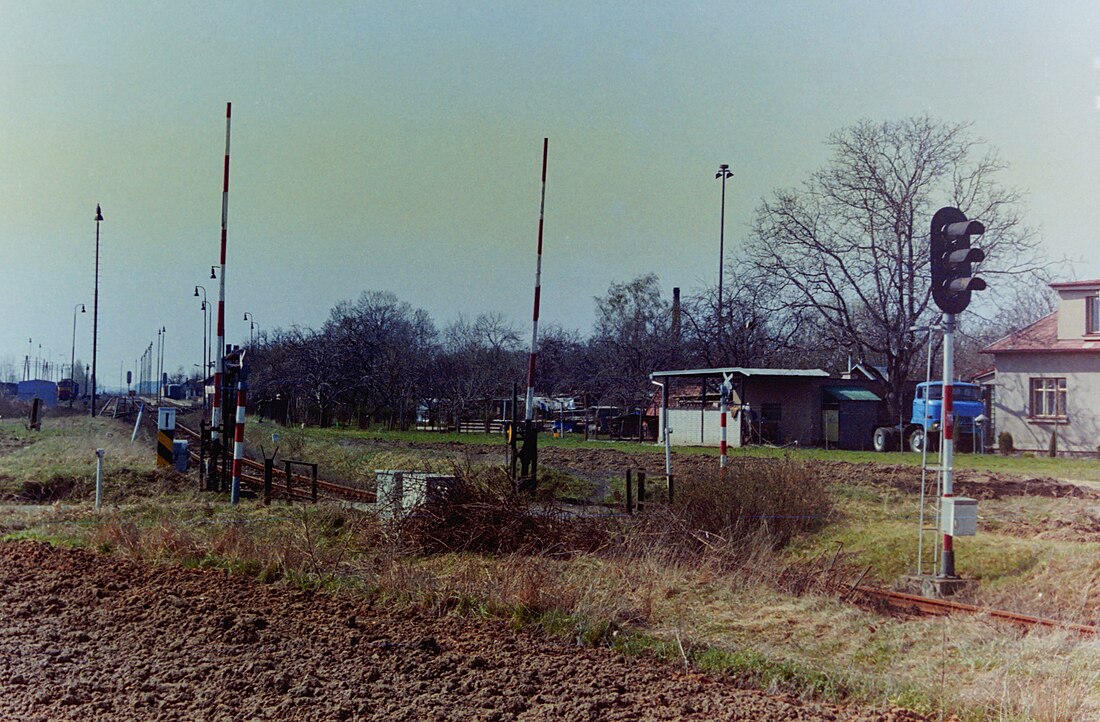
[637,471,646,513]
[284,460,293,501]
[625,469,633,514]
[264,457,273,506]
[667,474,674,504]
[310,463,318,503]
[94,448,104,511]
[199,420,207,491]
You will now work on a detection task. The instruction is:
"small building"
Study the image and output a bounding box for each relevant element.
[17,379,58,407]
[821,386,883,450]
[649,367,883,449]
[982,279,1100,454]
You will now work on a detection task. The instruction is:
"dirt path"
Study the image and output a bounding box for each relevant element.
[0,541,928,721]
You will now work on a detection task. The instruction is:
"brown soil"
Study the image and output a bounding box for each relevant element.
[0,541,929,722]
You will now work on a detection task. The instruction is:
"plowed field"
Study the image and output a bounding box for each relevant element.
[0,542,928,721]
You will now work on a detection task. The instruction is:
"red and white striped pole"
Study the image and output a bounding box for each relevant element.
[941,314,956,577]
[230,355,247,505]
[524,137,549,423]
[719,373,731,472]
[212,102,232,449]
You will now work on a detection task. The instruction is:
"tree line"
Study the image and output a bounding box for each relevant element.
[245,117,1055,428]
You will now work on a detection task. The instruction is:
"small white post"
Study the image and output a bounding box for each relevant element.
[94,448,104,511]
[131,403,144,443]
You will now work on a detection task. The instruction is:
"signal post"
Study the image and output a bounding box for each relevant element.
[928,207,986,588]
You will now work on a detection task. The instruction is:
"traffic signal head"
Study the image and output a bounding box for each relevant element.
[931,206,986,314]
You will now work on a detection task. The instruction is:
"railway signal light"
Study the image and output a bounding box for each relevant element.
[931,207,986,314]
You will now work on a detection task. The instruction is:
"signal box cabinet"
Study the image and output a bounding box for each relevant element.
[940,497,978,537]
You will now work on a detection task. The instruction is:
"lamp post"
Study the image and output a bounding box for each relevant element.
[156,326,166,401]
[91,204,103,417]
[70,303,85,407]
[243,312,255,348]
[195,286,208,408]
[714,164,733,356]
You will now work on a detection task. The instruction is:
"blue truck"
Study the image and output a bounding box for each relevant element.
[872,381,985,453]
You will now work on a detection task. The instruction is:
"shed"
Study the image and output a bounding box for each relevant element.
[17,380,58,407]
[649,367,831,447]
[821,386,882,450]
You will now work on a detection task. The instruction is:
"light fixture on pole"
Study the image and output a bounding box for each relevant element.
[91,204,103,417]
[243,312,255,348]
[70,303,85,408]
[195,286,208,408]
[714,163,733,357]
[156,326,166,400]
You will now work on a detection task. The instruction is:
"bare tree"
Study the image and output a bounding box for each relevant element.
[434,313,524,427]
[748,117,1045,415]
[589,274,678,409]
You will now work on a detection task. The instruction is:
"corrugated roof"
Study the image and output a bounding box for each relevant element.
[650,367,830,379]
[982,312,1100,354]
[822,386,882,402]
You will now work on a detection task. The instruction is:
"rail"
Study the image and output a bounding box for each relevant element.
[854,586,1099,636]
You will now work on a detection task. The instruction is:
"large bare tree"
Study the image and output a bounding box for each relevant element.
[747,117,1044,415]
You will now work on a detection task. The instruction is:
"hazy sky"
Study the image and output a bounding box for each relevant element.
[3,1,1099,388]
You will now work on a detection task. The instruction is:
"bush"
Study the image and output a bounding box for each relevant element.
[671,458,831,549]
[998,431,1014,455]
[397,468,607,557]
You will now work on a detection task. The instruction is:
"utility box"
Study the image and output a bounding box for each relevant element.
[172,440,189,473]
[940,497,978,537]
[375,470,457,519]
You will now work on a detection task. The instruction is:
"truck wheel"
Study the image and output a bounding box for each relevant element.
[873,427,895,452]
[909,428,926,453]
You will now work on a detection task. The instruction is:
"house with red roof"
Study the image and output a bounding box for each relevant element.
[982,280,1100,454]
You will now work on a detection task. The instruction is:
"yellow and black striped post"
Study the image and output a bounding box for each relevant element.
[157,408,176,468]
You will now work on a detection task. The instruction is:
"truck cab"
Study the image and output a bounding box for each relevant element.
[907,381,984,453]
[871,381,985,453]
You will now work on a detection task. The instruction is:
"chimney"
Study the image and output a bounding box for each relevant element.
[671,287,682,344]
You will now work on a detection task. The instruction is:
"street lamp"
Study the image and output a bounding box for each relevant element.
[715,163,733,356]
[156,326,166,401]
[91,204,103,417]
[70,303,85,407]
[195,286,208,408]
[243,312,255,348]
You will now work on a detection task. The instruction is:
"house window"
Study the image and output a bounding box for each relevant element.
[1088,295,1100,335]
[1029,378,1067,418]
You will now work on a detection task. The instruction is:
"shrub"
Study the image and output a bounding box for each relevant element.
[671,458,831,550]
[998,431,1014,455]
[397,467,607,557]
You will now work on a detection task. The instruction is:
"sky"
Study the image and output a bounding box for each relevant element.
[2,1,1100,389]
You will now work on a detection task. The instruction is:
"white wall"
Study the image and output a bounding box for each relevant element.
[663,408,743,447]
[993,353,1100,454]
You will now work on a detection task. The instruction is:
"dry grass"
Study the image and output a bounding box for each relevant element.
[9,416,1100,719]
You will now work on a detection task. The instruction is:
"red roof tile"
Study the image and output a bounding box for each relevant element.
[982,312,1100,354]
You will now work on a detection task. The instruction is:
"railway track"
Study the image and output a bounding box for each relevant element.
[854,586,1099,635]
